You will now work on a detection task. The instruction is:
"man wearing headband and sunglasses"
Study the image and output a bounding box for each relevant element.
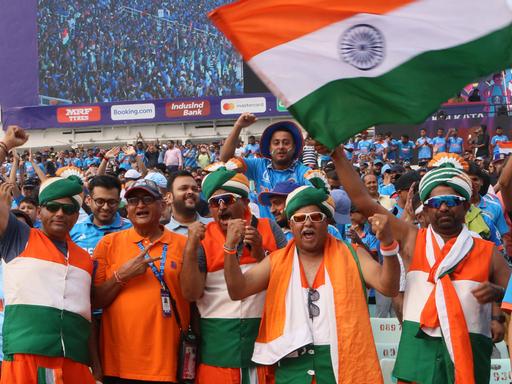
[327,145,510,384]
[0,126,96,383]
[181,167,286,383]
[222,178,400,383]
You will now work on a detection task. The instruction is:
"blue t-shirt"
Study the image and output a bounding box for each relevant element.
[372,141,387,160]
[243,157,311,219]
[117,152,132,170]
[344,142,355,161]
[379,183,396,196]
[491,135,509,154]
[245,143,260,158]
[70,213,132,256]
[386,139,399,161]
[398,141,415,161]
[432,137,446,154]
[183,148,198,169]
[416,137,433,159]
[447,137,464,155]
[357,140,373,156]
[83,156,101,168]
[479,195,509,236]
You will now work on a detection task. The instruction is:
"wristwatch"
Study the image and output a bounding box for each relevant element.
[492,314,506,324]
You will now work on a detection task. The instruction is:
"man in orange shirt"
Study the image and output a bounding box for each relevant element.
[93,179,189,384]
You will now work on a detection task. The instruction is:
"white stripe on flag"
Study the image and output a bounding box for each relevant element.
[248,0,512,106]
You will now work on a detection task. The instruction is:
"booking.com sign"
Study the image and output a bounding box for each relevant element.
[111,103,156,121]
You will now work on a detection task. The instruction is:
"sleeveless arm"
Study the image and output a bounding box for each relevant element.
[224,252,271,301]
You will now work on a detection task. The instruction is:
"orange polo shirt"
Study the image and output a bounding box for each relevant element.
[93,227,189,382]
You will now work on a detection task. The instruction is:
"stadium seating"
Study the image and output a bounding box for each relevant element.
[370,317,402,344]
[490,359,512,384]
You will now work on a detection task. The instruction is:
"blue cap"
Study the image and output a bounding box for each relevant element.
[374,159,384,166]
[331,188,351,225]
[144,172,168,189]
[258,180,300,206]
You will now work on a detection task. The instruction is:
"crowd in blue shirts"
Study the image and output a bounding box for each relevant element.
[37,0,241,103]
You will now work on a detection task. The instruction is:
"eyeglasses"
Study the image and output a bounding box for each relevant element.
[126,195,159,206]
[308,289,320,319]
[290,212,327,223]
[424,195,466,209]
[43,201,79,215]
[208,193,241,208]
[92,198,120,208]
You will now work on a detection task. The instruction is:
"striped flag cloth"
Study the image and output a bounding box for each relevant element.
[498,141,512,155]
[209,0,512,148]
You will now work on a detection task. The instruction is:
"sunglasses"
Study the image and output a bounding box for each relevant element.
[308,289,320,319]
[290,212,327,223]
[208,193,241,208]
[424,195,466,209]
[126,195,159,206]
[43,201,79,215]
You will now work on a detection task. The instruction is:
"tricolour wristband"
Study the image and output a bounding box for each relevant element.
[380,240,399,257]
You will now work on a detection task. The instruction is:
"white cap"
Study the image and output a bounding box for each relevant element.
[125,169,142,180]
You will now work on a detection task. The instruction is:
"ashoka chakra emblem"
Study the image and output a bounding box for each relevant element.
[339,24,385,71]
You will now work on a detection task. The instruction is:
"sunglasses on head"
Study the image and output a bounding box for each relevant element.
[208,193,241,208]
[424,195,466,209]
[290,211,327,223]
[43,201,78,215]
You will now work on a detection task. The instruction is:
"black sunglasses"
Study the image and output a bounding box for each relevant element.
[308,289,320,319]
[43,201,79,215]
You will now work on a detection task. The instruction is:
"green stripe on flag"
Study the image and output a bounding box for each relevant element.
[200,317,261,368]
[393,320,492,383]
[3,304,91,365]
[289,23,512,149]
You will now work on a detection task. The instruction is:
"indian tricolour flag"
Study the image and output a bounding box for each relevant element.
[498,141,512,155]
[209,0,512,148]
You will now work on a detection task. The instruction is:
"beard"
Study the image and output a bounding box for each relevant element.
[173,198,197,216]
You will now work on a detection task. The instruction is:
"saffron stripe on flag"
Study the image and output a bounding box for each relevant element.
[208,0,417,60]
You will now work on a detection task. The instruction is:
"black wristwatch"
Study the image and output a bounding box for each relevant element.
[492,314,506,324]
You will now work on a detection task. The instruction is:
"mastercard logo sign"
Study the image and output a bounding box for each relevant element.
[220,97,267,115]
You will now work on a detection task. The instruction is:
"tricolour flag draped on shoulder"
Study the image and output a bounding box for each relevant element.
[209,0,512,148]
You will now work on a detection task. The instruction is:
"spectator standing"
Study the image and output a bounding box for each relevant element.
[447,128,464,155]
[302,136,318,168]
[432,128,447,155]
[144,144,160,169]
[385,132,399,162]
[93,179,190,383]
[164,141,183,173]
[245,136,260,158]
[397,134,415,163]
[234,141,246,158]
[220,113,311,219]
[183,141,198,169]
[490,126,509,157]
[222,185,399,383]
[472,125,490,159]
[372,132,388,160]
[0,125,95,384]
[180,168,286,383]
[356,130,373,159]
[415,128,433,163]
[197,145,211,169]
[165,171,212,236]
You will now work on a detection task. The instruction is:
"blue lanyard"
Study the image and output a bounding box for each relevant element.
[137,242,168,289]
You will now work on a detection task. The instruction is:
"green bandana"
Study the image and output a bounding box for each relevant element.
[39,176,83,208]
[201,167,250,200]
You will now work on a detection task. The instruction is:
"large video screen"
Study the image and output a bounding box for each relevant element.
[37,0,244,104]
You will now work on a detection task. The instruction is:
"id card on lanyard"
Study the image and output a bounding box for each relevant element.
[137,242,171,317]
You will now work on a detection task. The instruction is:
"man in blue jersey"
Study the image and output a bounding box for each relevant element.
[490,126,509,157]
[447,128,464,155]
[416,128,433,162]
[220,113,311,219]
[432,128,447,155]
[71,175,132,255]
